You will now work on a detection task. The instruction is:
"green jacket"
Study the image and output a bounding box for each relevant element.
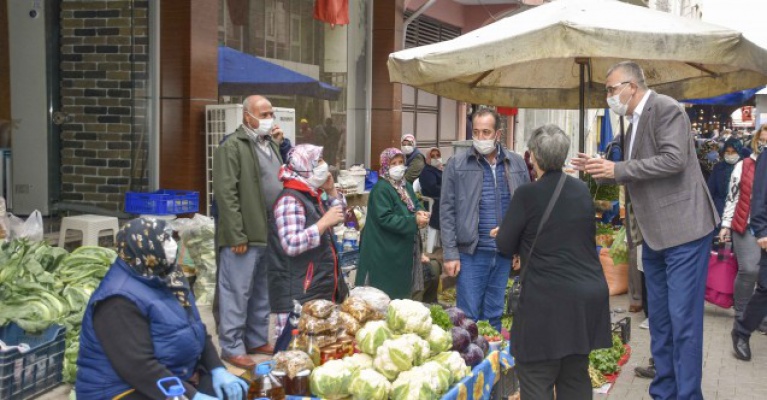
[213,126,282,248]
[356,180,423,300]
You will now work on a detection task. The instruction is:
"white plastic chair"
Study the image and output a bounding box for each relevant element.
[413,179,440,254]
[59,214,119,247]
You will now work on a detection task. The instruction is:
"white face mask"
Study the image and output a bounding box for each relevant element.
[307,162,329,189]
[402,145,414,155]
[163,237,178,264]
[724,154,740,165]
[606,85,630,116]
[473,139,497,155]
[256,118,274,137]
[430,158,443,167]
[388,165,406,181]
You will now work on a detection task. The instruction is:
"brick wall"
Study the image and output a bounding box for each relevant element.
[59,0,150,211]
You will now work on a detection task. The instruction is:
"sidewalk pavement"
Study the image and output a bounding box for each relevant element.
[39,294,767,399]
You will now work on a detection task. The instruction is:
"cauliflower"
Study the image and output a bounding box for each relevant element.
[349,368,391,400]
[386,299,433,337]
[344,353,373,372]
[356,320,393,356]
[419,361,451,394]
[400,333,431,366]
[429,351,471,384]
[390,368,440,400]
[309,359,353,399]
[373,342,406,381]
[426,325,453,356]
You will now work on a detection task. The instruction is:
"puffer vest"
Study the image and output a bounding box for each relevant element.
[266,187,348,313]
[477,157,511,251]
[733,157,756,234]
[76,259,206,400]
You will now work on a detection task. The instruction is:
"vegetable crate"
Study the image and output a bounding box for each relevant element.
[0,323,66,400]
[124,190,199,215]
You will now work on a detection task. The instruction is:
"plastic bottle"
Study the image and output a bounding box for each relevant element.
[342,222,359,251]
[248,361,285,400]
[288,329,303,351]
[157,377,189,400]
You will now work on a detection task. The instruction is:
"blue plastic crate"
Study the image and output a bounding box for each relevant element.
[0,323,66,400]
[124,190,199,215]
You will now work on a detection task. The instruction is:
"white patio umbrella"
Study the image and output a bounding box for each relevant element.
[387,0,767,152]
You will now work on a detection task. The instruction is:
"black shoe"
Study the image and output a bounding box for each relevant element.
[731,330,752,361]
[634,364,655,379]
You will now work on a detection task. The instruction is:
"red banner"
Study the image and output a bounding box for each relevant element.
[314,0,350,27]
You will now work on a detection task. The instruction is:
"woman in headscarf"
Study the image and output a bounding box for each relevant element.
[401,133,426,183]
[418,147,444,231]
[77,218,246,400]
[708,138,743,221]
[356,148,430,299]
[266,144,348,335]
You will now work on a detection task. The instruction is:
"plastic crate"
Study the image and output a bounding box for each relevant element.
[124,190,199,215]
[0,323,66,400]
[338,249,360,268]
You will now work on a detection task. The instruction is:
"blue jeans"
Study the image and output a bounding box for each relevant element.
[457,250,511,332]
[643,234,711,400]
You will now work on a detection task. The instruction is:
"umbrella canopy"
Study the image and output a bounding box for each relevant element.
[599,109,613,153]
[218,46,342,100]
[387,0,767,109]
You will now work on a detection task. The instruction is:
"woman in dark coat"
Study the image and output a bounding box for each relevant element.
[418,147,443,230]
[356,148,429,299]
[495,125,611,400]
[708,138,743,221]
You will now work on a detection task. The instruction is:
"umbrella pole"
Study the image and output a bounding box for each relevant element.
[577,59,587,179]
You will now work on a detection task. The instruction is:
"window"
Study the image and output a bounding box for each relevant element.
[402,13,461,152]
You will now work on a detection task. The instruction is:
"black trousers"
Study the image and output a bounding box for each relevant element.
[516,354,592,400]
[736,255,767,337]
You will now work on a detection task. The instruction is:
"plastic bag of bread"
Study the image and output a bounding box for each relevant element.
[299,310,339,334]
[274,350,315,378]
[304,333,338,348]
[302,299,337,319]
[338,311,362,336]
[341,297,373,323]
[349,286,391,315]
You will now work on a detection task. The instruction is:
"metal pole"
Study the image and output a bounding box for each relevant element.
[578,61,586,179]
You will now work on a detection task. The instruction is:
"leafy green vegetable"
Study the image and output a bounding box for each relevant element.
[588,334,625,375]
[429,305,452,331]
[610,227,629,264]
[477,320,500,339]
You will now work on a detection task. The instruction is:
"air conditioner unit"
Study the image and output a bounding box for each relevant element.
[205,105,243,216]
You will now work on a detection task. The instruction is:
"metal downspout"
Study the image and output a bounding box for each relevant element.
[403,0,438,49]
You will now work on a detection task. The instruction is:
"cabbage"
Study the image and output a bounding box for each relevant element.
[349,368,391,400]
[386,299,433,337]
[356,320,393,355]
[450,326,471,352]
[474,335,489,355]
[390,368,440,400]
[461,343,485,367]
[460,318,479,341]
[429,351,471,384]
[344,353,374,372]
[400,333,432,366]
[445,306,466,326]
[426,325,453,356]
[309,359,353,399]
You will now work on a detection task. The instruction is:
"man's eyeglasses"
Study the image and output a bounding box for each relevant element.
[605,81,632,95]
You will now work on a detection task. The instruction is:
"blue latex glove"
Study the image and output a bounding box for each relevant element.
[211,367,249,400]
[192,392,217,400]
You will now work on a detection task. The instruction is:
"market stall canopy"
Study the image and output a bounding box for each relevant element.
[218,46,342,100]
[681,87,762,107]
[387,0,767,109]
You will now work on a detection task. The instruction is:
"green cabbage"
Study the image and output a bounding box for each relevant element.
[426,325,452,356]
[349,368,391,400]
[356,320,393,356]
[386,299,433,337]
[309,359,353,399]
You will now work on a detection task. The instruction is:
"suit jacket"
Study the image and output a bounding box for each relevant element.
[613,91,718,250]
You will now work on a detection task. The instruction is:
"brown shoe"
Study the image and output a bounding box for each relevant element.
[247,344,275,355]
[223,354,256,369]
[629,305,643,313]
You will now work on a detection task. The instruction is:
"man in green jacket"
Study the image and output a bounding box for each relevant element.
[213,95,285,369]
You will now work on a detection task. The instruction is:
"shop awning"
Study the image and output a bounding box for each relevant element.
[681,87,763,106]
[217,46,342,100]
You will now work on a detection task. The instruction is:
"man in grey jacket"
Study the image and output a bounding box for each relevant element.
[440,108,530,331]
[574,61,718,400]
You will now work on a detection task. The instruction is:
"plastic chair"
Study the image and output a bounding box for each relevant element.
[420,195,441,254]
[58,214,119,247]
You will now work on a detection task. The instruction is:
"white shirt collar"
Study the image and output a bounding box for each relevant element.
[629,90,652,124]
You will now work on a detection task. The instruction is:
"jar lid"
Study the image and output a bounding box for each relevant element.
[296,369,311,377]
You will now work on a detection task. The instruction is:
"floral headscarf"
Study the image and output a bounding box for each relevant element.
[279,144,324,194]
[380,147,415,212]
[117,218,190,307]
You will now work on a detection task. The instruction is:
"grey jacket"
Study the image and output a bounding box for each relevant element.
[440,146,530,260]
[613,91,719,250]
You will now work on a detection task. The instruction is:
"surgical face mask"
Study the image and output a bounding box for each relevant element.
[724,154,740,165]
[389,165,406,181]
[606,85,630,116]
[402,145,414,155]
[430,158,443,167]
[256,118,274,136]
[163,236,178,264]
[307,162,330,189]
[473,138,497,155]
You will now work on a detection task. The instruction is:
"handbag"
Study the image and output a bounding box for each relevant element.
[508,172,567,316]
[705,241,738,309]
